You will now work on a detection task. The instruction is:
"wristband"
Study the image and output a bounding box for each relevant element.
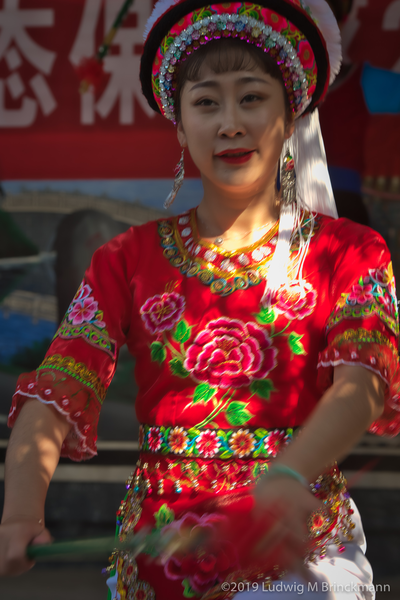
[265,464,309,489]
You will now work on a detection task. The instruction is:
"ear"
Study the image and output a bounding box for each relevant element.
[177,120,187,148]
[284,113,295,140]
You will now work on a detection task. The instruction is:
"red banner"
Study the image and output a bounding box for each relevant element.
[0,0,196,179]
[1,0,400,180]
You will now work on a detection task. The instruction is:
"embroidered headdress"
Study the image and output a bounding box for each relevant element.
[141,0,341,123]
[140,0,342,298]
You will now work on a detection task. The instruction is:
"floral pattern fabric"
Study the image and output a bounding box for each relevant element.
[326,262,398,336]
[140,424,294,460]
[8,210,400,598]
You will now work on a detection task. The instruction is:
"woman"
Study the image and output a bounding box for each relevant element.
[2,1,400,599]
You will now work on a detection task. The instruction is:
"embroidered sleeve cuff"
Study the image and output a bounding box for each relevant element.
[317,328,400,437]
[8,369,102,461]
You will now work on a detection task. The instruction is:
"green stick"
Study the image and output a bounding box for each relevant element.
[27,528,171,561]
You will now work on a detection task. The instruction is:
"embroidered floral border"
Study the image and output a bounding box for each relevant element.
[55,281,117,359]
[326,264,399,336]
[38,354,106,404]
[140,424,294,459]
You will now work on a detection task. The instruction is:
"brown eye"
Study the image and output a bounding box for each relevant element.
[196,98,215,106]
[242,94,261,103]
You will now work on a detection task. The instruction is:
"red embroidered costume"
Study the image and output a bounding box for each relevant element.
[8,209,400,599]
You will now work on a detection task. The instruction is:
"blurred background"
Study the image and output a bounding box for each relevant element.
[0,0,400,597]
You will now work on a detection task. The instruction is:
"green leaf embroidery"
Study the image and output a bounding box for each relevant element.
[288,332,307,356]
[220,449,234,459]
[254,428,268,439]
[250,379,275,400]
[193,383,216,405]
[254,308,276,325]
[187,427,201,439]
[173,320,191,343]
[169,358,190,378]
[150,341,166,364]
[153,504,175,529]
[182,578,199,598]
[225,401,254,426]
[217,429,228,443]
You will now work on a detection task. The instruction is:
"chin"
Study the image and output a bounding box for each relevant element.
[216,173,264,192]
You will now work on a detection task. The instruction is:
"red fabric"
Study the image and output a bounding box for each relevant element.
[9,211,400,456]
[8,210,400,597]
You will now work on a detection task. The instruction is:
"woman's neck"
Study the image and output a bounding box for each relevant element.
[196,178,280,252]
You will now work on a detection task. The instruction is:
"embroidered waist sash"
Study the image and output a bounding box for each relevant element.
[139,424,295,460]
[108,428,357,595]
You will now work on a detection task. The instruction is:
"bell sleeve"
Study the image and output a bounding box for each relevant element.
[7,228,137,460]
[317,219,400,437]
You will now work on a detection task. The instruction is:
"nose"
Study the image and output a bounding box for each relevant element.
[218,101,245,138]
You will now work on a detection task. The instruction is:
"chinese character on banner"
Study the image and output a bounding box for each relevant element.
[0,0,57,127]
[69,0,154,125]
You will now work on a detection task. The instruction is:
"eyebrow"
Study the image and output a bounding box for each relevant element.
[189,76,271,92]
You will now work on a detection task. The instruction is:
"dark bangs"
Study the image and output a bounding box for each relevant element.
[175,38,289,120]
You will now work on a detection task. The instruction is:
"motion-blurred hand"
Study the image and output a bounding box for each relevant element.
[0,518,52,577]
[251,474,322,578]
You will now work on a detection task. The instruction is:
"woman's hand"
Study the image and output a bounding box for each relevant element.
[0,517,52,577]
[251,474,322,577]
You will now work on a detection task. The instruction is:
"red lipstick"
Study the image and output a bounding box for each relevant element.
[215,148,255,164]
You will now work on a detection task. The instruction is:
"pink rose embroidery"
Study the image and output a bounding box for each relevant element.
[140,292,185,335]
[184,318,277,388]
[348,283,373,305]
[269,282,317,320]
[162,512,238,594]
[68,297,99,325]
[73,282,92,302]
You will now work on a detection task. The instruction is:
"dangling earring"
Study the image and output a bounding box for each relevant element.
[164,148,185,209]
[280,150,296,206]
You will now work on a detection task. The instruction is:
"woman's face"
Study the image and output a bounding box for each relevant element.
[177,60,294,198]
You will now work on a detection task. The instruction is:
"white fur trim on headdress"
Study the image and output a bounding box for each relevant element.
[301,0,342,84]
[143,0,181,41]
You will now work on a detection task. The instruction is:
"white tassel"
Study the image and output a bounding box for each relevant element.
[285,110,338,219]
[261,202,297,305]
[262,108,337,304]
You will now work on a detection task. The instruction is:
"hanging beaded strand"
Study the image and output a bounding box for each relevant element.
[280,151,297,206]
[164,149,185,209]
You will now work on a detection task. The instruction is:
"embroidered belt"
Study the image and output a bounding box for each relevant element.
[117,458,356,567]
[139,424,295,460]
